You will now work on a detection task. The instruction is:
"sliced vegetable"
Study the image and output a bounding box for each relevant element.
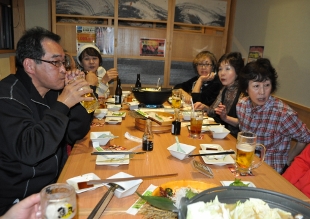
[185,189,198,199]
[229,178,250,187]
[136,192,177,211]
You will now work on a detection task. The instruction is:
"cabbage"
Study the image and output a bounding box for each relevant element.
[186,196,293,219]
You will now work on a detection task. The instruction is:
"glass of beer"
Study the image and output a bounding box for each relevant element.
[235,131,266,175]
[171,89,182,109]
[40,183,76,219]
[68,75,99,113]
[190,110,203,138]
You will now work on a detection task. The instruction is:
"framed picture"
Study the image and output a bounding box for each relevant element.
[140,38,166,57]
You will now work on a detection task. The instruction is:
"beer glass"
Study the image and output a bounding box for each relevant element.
[171,89,182,109]
[235,131,266,175]
[40,183,76,219]
[190,110,203,138]
[68,75,99,113]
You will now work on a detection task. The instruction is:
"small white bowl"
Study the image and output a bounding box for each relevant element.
[107,105,122,111]
[167,143,196,160]
[105,172,143,198]
[212,127,230,139]
[208,125,224,132]
[90,131,113,145]
[128,102,139,110]
[182,111,191,121]
[94,109,108,119]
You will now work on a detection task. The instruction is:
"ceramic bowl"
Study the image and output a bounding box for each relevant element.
[211,127,230,139]
[182,111,191,121]
[90,131,113,145]
[107,104,122,111]
[105,172,143,198]
[128,101,139,110]
[167,143,196,160]
[208,125,225,132]
[94,109,108,119]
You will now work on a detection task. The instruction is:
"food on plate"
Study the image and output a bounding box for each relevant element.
[229,178,250,187]
[102,145,127,151]
[186,196,294,219]
[138,181,218,219]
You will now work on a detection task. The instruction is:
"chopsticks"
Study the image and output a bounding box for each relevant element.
[91,151,146,155]
[188,150,235,157]
[87,184,120,219]
[87,173,178,185]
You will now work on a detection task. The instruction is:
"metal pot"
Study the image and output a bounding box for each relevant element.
[178,186,310,219]
[132,87,172,105]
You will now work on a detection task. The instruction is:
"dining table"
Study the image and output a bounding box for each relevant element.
[57,104,310,219]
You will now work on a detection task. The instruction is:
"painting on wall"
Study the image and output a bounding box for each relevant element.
[56,0,114,16]
[175,0,227,27]
[118,0,168,21]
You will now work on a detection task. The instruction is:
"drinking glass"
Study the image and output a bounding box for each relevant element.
[190,110,203,138]
[171,89,182,109]
[68,75,99,113]
[40,183,76,219]
[235,131,266,175]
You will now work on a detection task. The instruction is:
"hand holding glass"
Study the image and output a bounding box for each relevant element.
[68,74,99,113]
[235,131,266,175]
[40,183,76,219]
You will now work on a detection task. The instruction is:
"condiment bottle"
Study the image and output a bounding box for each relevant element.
[135,74,141,88]
[114,77,122,104]
[142,119,153,151]
[171,109,181,135]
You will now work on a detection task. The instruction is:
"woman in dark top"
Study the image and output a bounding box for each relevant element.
[173,51,222,106]
[194,52,244,137]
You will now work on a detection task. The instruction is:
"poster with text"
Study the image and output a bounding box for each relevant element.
[76,26,96,53]
[248,46,264,63]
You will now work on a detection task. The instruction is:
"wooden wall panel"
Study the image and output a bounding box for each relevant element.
[117,27,166,57]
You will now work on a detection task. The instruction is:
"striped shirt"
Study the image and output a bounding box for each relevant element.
[236,96,310,173]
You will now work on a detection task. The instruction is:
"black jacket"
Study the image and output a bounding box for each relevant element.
[0,68,93,214]
[174,75,222,106]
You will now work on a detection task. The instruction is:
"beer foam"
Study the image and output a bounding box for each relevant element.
[237,143,254,152]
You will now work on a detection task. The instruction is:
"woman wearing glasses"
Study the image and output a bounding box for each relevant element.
[173,51,222,105]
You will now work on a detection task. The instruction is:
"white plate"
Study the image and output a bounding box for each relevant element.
[66,173,104,193]
[199,150,235,166]
[106,111,126,118]
[96,154,130,166]
[105,117,122,124]
[220,181,256,187]
[106,98,115,103]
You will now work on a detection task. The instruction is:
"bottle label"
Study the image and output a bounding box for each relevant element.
[115,95,121,104]
[142,141,153,151]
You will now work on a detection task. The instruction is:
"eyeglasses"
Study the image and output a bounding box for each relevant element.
[196,63,213,68]
[33,59,66,68]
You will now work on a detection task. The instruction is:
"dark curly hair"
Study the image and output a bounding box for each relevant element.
[16,26,61,68]
[239,58,278,94]
[217,52,244,79]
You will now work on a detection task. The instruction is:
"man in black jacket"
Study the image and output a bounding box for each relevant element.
[0,27,97,215]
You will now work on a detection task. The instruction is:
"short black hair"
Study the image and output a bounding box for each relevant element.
[239,58,278,94]
[16,26,61,67]
[78,47,103,67]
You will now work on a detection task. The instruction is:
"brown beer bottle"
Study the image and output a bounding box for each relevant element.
[114,77,122,104]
